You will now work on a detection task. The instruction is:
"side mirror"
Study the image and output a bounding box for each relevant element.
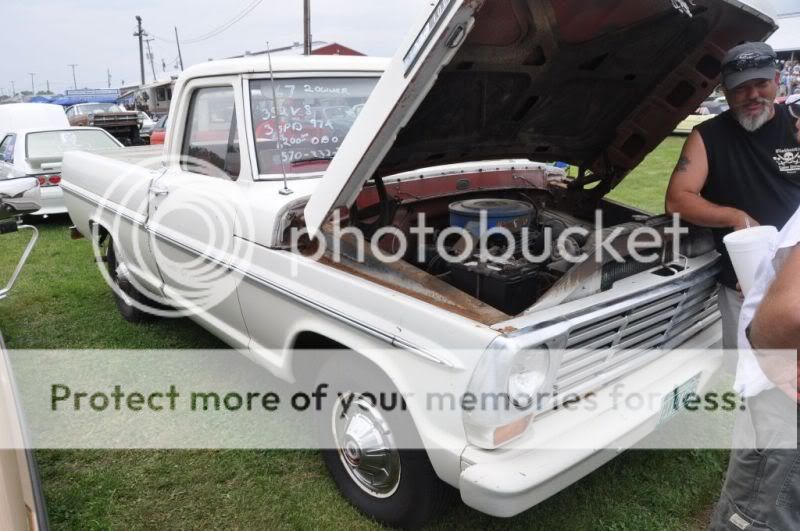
[0,177,42,221]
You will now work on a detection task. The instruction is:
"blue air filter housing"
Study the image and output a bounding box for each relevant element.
[448,198,534,235]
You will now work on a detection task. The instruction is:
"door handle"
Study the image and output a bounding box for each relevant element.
[151,185,169,197]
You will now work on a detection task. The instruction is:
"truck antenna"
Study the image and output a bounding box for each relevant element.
[266,42,293,196]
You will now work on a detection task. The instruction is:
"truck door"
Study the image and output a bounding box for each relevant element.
[146,78,250,348]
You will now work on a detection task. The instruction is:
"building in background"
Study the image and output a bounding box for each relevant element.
[228,41,365,59]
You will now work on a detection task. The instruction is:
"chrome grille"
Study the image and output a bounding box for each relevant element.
[554,275,719,398]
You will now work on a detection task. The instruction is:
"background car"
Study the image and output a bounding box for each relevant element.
[0,127,122,216]
[673,98,729,135]
[137,111,157,143]
[65,103,140,145]
[149,115,168,145]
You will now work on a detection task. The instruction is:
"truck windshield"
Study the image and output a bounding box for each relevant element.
[249,77,378,178]
[26,130,119,159]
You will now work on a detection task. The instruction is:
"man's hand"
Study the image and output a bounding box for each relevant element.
[755,353,800,402]
[732,214,760,232]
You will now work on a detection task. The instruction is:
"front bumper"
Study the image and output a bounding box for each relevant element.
[458,322,722,517]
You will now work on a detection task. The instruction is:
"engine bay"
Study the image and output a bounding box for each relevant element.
[294,162,716,321]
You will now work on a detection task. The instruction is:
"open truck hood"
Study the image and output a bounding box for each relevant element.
[304,0,777,237]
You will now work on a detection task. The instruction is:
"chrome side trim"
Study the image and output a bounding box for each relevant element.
[64,180,456,367]
[60,181,146,227]
[146,220,456,368]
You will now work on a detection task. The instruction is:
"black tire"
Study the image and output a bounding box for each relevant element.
[105,238,159,323]
[314,356,453,529]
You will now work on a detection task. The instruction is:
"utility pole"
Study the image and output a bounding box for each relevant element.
[68,64,78,89]
[134,16,145,85]
[175,26,185,71]
[10,81,15,97]
[144,37,157,83]
[28,73,35,94]
[107,69,112,88]
[46,80,50,93]
[303,0,312,55]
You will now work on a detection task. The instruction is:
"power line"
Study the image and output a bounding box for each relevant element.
[147,0,264,45]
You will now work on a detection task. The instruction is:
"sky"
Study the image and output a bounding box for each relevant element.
[1,0,433,96]
[2,0,799,96]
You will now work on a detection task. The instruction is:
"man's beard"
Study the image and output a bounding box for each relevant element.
[732,98,773,132]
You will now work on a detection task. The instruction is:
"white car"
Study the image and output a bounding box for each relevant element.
[137,111,157,142]
[0,127,122,216]
[61,0,775,527]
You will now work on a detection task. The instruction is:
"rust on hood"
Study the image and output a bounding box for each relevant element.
[315,229,509,325]
[374,0,776,187]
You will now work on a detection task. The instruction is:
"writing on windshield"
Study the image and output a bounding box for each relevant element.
[249,77,377,176]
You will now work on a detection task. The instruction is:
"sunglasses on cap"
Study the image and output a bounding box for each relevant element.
[721,53,776,76]
[787,94,800,120]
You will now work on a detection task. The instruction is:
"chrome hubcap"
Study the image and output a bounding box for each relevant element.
[332,393,401,498]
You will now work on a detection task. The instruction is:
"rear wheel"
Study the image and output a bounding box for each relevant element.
[104,237,159,323]
[315,357,453,528]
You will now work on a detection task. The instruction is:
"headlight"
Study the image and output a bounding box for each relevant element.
[508,347,550,409]
[463,336,561,449]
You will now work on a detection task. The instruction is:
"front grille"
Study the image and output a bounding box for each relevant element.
[93,115,135,125]
[553,274,719,398]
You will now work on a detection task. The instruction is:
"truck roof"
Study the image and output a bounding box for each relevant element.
[0,103,69,140]
[180,55,390,80]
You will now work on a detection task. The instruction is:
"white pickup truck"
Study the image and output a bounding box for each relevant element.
[62,0,776,526]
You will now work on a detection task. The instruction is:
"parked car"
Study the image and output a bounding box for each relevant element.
[0,176,48,531]
[673,99,730,135]
[137,111,157,143]
[61,0,775,527]
[65,103,140,145]
[0,127,122,215]
[149,114,168,145]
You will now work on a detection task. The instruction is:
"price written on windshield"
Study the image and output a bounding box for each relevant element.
[276,84,351,96]
[281,148,338,162]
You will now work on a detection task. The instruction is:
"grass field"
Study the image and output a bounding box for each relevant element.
[0,136,732,530]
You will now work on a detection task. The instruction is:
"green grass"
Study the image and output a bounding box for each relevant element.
[0,136,729,530]
[608,137,684,214]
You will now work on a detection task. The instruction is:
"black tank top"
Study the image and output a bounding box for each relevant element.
[697,104,800,289]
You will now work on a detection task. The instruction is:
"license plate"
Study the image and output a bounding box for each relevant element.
[657,373,701,426]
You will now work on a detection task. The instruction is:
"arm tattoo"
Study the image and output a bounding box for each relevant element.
[676,156,690,172]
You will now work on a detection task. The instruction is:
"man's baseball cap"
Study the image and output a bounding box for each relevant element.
[721,42,778,90]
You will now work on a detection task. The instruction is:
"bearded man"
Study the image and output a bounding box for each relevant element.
[666,42,800,365]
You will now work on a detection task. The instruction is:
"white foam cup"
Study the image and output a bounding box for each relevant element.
[723,225,778,295]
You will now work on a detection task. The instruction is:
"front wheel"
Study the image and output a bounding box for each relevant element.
[315,357,453,528]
